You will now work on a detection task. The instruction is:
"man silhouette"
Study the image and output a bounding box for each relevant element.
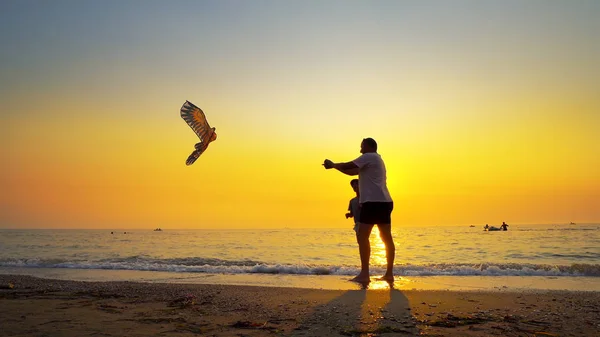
[324,138,395,283]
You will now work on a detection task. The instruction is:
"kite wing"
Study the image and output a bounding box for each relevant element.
[180,101,217,165]
[180,100,213,142]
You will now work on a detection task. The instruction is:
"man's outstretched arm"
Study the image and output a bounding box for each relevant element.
[324,159,359,176]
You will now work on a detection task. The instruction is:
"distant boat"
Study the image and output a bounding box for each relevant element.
[469,225,475,227]
[570,222,576,225]
[484,223,507,231]
[153,228,163,232]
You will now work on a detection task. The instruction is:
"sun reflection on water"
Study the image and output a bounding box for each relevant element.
[370,226,387,267]
[367,280,392,290]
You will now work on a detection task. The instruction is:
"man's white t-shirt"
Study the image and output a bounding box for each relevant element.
[352,152,393,204]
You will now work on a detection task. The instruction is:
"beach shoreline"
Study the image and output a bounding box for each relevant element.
[2,266,599,292]
[1,274,598,336]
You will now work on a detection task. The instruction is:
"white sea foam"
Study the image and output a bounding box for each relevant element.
[1,257,598,277]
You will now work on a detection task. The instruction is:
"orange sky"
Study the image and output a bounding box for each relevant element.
[1,1,599,229]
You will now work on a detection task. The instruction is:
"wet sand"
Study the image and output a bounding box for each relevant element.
[1,274,598,336]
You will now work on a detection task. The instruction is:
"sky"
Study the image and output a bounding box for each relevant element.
[1,0,599,229]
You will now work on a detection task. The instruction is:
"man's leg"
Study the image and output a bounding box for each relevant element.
[377,223,395,280]
[352,224,374,283]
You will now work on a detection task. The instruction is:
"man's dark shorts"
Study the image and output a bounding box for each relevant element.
[359,202,393,225]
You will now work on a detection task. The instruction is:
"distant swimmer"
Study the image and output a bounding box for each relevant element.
[500,222,509,231]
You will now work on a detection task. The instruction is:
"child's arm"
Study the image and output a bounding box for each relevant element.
[345,200,353,219]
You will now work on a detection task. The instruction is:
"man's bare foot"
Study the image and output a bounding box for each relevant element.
[350,274,371,283]
[376,274,394,282]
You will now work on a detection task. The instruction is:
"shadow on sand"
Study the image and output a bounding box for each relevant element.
[289,280,420,336]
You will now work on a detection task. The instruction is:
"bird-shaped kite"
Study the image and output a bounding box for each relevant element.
[180,101,217,165]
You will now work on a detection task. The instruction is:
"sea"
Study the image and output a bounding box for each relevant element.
[1,224,599,291]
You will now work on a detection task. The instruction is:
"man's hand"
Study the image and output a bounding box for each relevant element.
[345,212,352,219]
[323,159,334,169]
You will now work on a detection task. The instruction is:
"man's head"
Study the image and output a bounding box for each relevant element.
[360,138,377,153]
[350,179,359,193]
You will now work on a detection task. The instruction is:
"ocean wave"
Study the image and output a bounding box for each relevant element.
[98,257,264,267]
[1,258,599,277]
[507,252,600,260]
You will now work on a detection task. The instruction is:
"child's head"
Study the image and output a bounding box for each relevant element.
[350,179,359,193]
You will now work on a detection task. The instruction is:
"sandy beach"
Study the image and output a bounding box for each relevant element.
[1,275,598,337]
